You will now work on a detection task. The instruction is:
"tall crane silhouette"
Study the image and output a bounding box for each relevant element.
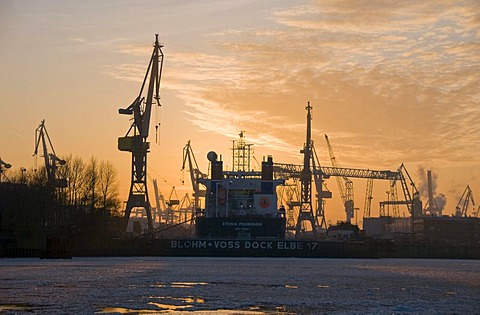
[118,34,164,233]
[324,134,354,223]
[33,119,67,188]
[295,102,317,239]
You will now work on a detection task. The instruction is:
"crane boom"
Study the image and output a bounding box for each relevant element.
[324,134,355,222]
[324,134,346,201]
[119,34,164,138]
[455,185,475,217]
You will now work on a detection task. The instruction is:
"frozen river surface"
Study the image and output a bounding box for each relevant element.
[0,257,479,314]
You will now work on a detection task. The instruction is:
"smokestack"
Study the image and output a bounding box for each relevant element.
[426,170,441,216]
[427,170,434,210]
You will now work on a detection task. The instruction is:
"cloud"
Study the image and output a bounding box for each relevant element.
[104,0,480,171]
[68,37,86,43]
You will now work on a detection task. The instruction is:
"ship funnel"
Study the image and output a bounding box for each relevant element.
[262,156,274,180]
[208,151,223,180]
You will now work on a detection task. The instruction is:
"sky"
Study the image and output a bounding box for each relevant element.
[1,0,479,224]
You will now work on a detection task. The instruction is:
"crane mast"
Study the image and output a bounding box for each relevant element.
[118,34,164,233]
[295,102,317,239]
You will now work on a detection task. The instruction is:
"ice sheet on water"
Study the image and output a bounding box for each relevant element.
[0,257,479,314]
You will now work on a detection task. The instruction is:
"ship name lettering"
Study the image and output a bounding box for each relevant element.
[170,240,207,249]
[277,241,303,250]
[239,222,262,227]
[244,241,273,250]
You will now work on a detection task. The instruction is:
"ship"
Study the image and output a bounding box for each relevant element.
[195,131,286,240]
[55,132,378,259]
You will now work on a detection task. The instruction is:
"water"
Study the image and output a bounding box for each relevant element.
[0,257,479,314]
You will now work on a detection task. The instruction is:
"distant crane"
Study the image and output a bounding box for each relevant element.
[181,141,207,213]
[0,158,12,183]
[33,119,67,188]
[165,187,180,224]
[118,34,164,233]
[455,185,475,217]
[324,134,354,223]
[152,178,167,223]
[363,178,374,218]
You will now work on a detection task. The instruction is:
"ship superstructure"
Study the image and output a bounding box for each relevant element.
[196,132,286,239]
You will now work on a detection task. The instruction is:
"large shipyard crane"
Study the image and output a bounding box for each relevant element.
[33,119,67,188]
[181,141,207,213]
[455,185,475,217]
[324,134,354,223]
[118,35,164,233]
[385,164,422,218]
[296,102,317,239]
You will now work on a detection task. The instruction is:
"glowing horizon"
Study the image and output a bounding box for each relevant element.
[1,0,479,222]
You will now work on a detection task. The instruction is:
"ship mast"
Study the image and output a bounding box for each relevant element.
[231,131,253,172]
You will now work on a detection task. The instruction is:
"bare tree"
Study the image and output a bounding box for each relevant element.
[98,160,120,215]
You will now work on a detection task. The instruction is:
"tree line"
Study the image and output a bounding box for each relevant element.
[0,155,122,240]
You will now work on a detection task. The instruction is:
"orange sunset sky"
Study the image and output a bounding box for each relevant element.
[1,0,479,224]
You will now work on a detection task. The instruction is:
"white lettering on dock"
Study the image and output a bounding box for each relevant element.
[170,240,307,251]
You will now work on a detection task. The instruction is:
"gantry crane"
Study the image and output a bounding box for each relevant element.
[118,35,164,233]
[324,134,354,223]
[0,158,12,183]
[455,185,475,217]
[33,119,67,188]
[274,163,422,220]
[181,141,207,213]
